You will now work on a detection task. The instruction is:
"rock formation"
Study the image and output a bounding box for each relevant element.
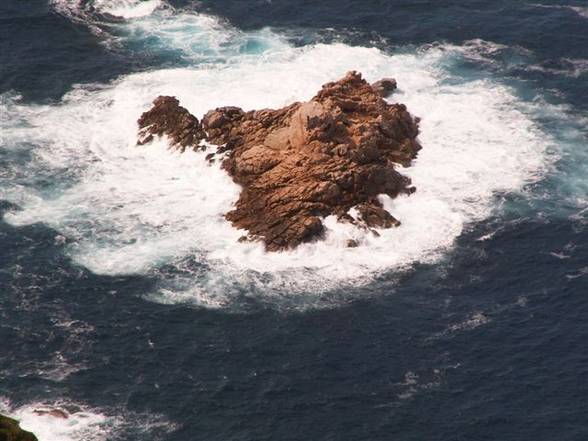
[371,77,398,97]
[32,409,68,419]
[137,71,422,251]
[0,415,38,441]
[138,96,206,152]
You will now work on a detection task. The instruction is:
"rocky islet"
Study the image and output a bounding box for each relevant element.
[138,71,422,251]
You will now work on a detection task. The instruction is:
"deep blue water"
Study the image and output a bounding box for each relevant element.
[1,1,587,440]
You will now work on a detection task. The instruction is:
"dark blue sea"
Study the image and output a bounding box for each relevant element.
[1,1,587,440]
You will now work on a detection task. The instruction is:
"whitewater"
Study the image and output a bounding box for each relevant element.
[0,397,176,441]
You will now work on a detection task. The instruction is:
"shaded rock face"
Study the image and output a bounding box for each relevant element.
[0,415,38,441]
[138,71,421,251]
[137,96,206,152]
[371,77,398,97]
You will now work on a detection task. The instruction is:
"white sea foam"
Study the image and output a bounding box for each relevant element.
[0,399,112,441]
[530,3,588,19]
[395,368,447,401]
[49,0,102,29]
[0,9,557,306]
[0,398,178,441]
[569,6,588,18]
[118,10,290,63]
[50,0,289,63]
[50,0,165,20]
[526,57,588,78]
[93,0,164,19]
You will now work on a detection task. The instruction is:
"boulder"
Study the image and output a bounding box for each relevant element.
[371,78,398,97]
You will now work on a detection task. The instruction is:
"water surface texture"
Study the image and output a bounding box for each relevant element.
[1,1,587,440]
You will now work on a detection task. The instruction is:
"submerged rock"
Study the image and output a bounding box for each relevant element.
[138,71,421,251]
[0,415,38,441]
[32,408,68,419]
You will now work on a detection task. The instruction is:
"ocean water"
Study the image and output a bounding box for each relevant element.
[0,1,587,440]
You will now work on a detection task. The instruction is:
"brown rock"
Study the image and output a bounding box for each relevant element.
[346,239,359,248]
[356,199,401,228]
[137,96,206,152]
[138,71,422,251]
[32,409,68,419]
[371,78,398,97]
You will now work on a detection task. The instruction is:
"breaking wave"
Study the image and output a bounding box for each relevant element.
[530,3,588,19]
[50,0,166,21]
